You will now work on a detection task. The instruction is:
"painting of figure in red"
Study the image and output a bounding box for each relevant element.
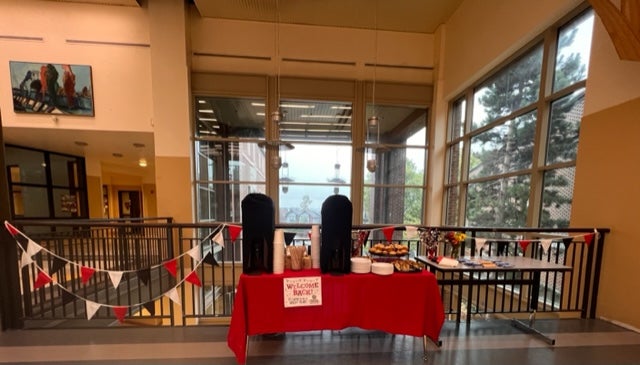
[9,61,94,116]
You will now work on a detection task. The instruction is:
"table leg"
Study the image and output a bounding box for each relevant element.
[512,271,556,345]
[422,335,443,361]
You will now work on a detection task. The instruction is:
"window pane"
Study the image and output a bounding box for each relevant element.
[195,96,266,139]
[366,104,427,147]
[279,185,351,224]
[53,189,83,218]
[553,10,594,92]
[466,175,531,227]
[282,144,351,185]
[11,186,49,217]
[50,154,80,187]
[449,98,466,140]
[5,146,47,184]
[195,140,265,182]
[546,88,584,165]
[469,111,536,179]
[444,186,460,226]
[540,167,575,228]
[447,142,463,184]
[280,99,352,142]
[196,182,265,222]
[472,45,543,130]
[363,186,423,225]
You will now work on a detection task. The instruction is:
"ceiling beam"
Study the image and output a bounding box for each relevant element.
[588,0,640,61]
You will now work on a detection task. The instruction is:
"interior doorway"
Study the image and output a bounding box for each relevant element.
[118,190,142,219]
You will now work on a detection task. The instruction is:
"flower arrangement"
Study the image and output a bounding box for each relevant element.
[420,229,467,258]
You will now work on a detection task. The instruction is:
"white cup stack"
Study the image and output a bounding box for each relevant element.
[273,229,285,274]
[310,225,321,269]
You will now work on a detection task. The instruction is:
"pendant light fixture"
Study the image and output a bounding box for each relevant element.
[366,0,380,173]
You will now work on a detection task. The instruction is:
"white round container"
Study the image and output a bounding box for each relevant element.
[350,257,371,274]
[371,262,394,276]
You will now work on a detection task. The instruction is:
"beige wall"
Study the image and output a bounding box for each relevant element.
[571,9,640,330]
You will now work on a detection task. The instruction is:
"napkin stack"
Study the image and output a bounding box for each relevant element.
[273,229,285,274]
[310,224,320,269]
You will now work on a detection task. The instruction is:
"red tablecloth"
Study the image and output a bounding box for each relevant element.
[227,269,445,364]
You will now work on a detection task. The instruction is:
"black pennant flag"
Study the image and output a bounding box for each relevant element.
[142,301,156,316]
[60,288,76,305]
[562,237,573,249]
[136,268,151,286]
[50,256,67,275]
[203,252,219,267]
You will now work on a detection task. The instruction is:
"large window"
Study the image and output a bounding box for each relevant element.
[444,8,594,228]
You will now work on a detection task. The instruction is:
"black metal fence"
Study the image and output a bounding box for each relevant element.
[4,220,608,329]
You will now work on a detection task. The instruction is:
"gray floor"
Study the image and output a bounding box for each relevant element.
[1,319,640,364]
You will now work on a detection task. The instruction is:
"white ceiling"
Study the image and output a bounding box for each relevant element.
[4,0,460,175]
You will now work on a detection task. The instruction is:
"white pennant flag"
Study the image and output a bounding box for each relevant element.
[20,251,34,268]
[86,300,101,320]
[475,238,487,255]
[108,271,124,289]
[212,231,224,248]
[540,239,552,254]
[165,287,181,306]
[405,226,419,239]
[26,239,42,256]
[187,245,202,261]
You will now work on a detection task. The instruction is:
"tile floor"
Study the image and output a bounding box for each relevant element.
[1,319,639,364]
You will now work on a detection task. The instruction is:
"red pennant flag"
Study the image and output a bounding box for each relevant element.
[228,225,242,243]
[163,259,177,277]
[382,226,395,243]
[113,306,128,323]
[584,233,594,246]
[34,270,52,289]
[81,266,96,284]
[4,221,19,236]
[185,271,202,287]
[519,240,531,253]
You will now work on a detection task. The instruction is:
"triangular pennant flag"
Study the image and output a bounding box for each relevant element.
[26,239,42,257]
[540,239,552,254]
[187,246,202,261]
[228,225,242,242]
[81,266,96,284]
[4,221,19,236]
[185,271,202,287]
[519,240,531,253]
[584,233,595,246]
[137,268,151,286]
[562,237,573,249]
[475,238,487,254]
[34,270,52,289]
[49,256,67,276]
[86,300,101,320]
[108,271,124,289]
[165,287,181,306]
[113,306,128,323]
[60,288,76,305]
[212,231,224,248]
[142,301,156,316]
[203,252,219,267]
[20,251,34,268]
[405,226,419,239]
[163,259,178,277]
[382,226,395,243]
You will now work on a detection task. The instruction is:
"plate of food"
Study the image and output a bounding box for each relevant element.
[391,259,424,273]
[368,243,409,257]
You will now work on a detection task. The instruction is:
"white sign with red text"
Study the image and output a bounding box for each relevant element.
[283,277,322,308]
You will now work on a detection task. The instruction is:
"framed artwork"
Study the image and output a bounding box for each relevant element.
[9,61,94,116]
